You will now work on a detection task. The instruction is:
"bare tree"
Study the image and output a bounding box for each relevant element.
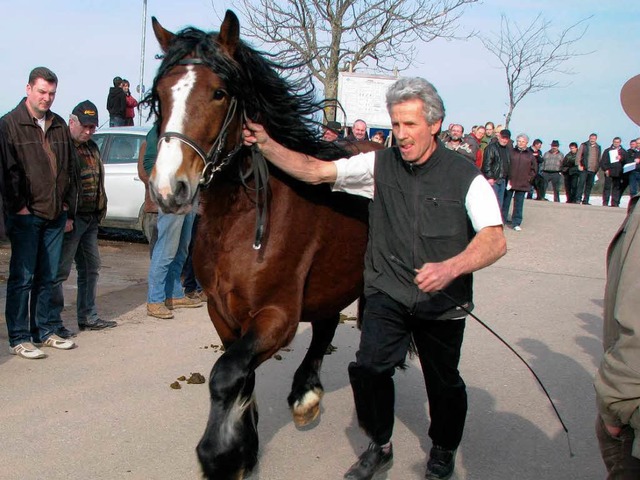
[481,13,592,128]
[225,0,477,120]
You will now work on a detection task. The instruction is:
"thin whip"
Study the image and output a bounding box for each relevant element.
[388,255,574,457]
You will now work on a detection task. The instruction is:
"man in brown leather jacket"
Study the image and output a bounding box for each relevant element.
[0,66,77,359]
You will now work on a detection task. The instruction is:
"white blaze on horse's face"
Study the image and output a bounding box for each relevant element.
[155,65,197,201]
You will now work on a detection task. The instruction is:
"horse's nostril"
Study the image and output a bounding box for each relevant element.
[175,180,189,201]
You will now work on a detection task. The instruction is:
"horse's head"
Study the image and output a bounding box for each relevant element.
[148,11,243,214]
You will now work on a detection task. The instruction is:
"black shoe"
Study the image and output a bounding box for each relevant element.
[344,442,393,480]
[79,318,118,331]
[425,446,456,480]
[56,326,77,339]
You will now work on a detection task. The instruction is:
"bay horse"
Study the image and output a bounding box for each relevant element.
[146,10,380,480]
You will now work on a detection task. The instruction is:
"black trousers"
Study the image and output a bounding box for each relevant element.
[603,175,623,207]
[348,292,467,450]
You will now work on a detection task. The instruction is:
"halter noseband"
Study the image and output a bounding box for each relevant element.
[156,58,243,187]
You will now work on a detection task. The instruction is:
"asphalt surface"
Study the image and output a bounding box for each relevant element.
[0,198,625,480]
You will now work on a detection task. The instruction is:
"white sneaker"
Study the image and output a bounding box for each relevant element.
[513,226,522,231]
[42,334,76,350]
[10,342,46,359]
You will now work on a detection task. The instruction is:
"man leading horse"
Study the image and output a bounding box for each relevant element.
[243,76,507,480]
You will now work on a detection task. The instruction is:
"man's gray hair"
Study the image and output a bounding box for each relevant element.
[386,77,445,125]
[516,133,529,143]
[69,113,79,124]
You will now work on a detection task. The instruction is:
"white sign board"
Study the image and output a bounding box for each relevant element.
[336,72,397,129]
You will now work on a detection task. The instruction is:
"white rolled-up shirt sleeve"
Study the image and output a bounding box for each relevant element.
[465,175,504,232]
[331,151,376,199]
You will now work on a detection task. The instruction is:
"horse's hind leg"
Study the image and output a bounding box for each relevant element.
[288,313,340,427]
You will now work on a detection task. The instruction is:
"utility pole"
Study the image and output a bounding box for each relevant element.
[137,0,148,125]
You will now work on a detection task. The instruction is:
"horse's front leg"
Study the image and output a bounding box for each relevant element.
[197,308,297,480]
[288,313,340,426]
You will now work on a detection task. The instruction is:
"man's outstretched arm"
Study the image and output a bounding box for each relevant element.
[243,119,337,185]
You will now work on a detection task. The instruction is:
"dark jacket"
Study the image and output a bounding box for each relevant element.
[482,141,510,180]
[601,146,627,178]
[365,143,480,318]
[509,146,537,191]
[73,138,108,221]
[562,151,579,175]
[628,148,640,173]
[0,99,76,220]
[577,141,602,172]
[106,87,126,118]
[529,147,543,173]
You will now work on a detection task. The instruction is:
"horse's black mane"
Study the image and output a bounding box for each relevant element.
[143,25,348,159]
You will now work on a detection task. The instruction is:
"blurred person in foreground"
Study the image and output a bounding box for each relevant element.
[594,194,640,478]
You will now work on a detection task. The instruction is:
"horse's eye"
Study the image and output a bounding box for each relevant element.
[213,89,226,101]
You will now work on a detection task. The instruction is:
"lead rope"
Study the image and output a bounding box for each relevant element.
[388,255,574,457]
[250,145,269,250]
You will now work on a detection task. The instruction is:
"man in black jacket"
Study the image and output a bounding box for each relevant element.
[482,129,511,214]
[601,137,627,207]
[627,138,640,197]
[106,76,126,127]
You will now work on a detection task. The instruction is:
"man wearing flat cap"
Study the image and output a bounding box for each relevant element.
[541,140,564,202]
[322,120,342,142]
[48,100,117,337]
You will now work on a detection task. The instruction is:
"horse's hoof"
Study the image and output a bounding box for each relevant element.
[292,388,323,427]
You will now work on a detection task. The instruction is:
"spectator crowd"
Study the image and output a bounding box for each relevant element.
[1,63,639,479]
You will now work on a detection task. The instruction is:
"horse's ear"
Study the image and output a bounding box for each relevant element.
[215,10,240,57]
[152,16,175,53]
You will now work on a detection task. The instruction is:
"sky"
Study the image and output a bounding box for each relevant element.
[0,0,638,152]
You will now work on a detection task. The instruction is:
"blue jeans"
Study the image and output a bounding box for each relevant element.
[491,179,506,219]
[5,212,66,346]
[181,214,202,294]
[502,189,526,227]
[629,171,640,197]
[147,209,196,303]
[50,213,101,326]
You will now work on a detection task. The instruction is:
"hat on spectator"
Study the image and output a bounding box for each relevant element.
[551,140,560,146]
[499,129,511,139]
[72,100,99,127]
[325,121,342,133]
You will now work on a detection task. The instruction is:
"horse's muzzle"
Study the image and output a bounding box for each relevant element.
[149,178,195,214]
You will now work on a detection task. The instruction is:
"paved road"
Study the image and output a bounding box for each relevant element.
[0,199,626,479]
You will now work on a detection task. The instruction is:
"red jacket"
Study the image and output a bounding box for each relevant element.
[125,94,138,120]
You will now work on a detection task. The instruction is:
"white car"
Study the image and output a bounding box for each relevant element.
[92,126,151,235]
